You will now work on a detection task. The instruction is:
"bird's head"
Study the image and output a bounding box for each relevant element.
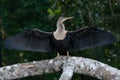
[58,16,73,23]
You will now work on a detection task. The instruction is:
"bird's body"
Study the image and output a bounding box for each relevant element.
[5,17,115,56]
[51,32,71,55]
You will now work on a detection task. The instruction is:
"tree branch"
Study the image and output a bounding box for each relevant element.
[0,56,120,80]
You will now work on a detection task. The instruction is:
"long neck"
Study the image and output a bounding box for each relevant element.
[56,22,65,33]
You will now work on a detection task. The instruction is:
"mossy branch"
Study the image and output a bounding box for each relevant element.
[0,56,120,80]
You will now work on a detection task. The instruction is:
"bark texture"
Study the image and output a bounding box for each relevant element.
[0,56,120,80]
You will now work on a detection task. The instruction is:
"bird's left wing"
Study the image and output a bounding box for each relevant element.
[5,29,53,52]
[69,27,115,50]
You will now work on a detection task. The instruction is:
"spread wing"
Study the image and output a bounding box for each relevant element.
[70,27,115,50]
[5,29,52,52]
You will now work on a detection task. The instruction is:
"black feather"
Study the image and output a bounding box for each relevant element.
[4,27,115,55]
[70,27,115,50]
[5,29,52,52]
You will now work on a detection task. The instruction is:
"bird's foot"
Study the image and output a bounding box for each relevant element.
[66,51,70,58]
[57,53,60,57]
[54,53,60,59]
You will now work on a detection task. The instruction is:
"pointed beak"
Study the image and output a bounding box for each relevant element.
[62,17,74,22]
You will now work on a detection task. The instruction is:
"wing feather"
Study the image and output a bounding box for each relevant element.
[5,29,52,52]
[70,27,115,50]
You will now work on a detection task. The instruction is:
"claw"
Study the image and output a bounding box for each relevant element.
[54,53,60,59]
[67,51,70,57]
[57,53,60,57]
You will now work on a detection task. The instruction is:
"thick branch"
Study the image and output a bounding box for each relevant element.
[0,56,120,80]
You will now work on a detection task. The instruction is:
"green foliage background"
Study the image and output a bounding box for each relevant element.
[0,0,120,80]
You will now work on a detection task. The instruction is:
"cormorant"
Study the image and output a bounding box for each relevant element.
[5,17,115,56]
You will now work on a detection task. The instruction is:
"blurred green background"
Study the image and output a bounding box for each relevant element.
[0,0,120,80]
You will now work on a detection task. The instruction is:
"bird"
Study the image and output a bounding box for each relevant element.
[4,16,115,56]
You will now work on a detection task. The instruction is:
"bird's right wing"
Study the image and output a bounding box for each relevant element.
[69,27,115,50]
[5,29,53,52]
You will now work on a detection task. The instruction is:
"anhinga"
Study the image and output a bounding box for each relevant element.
[5,17,115,56]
